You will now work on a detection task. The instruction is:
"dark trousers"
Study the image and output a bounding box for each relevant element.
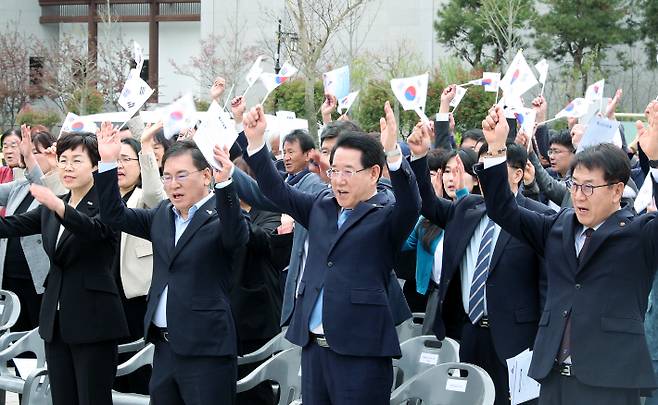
[301,342,392,405]
[45,318,118,405]
[539,369,641,405]
[237,338,276,405]
[460,321,531,405]
[3,276,41,332]
[150,339,237,405]
[114,295,150,394]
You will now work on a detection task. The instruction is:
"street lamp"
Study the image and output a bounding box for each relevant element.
[274,19,299,74]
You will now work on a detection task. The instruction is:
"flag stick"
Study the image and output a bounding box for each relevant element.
[494,87,500,105]
[261,90,271,106]
[536,116,561,126]
[457,81,476,87]
[242,81,255,99]
[539,82,545,98]
[223,84,235,110]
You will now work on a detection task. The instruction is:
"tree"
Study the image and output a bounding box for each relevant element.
[640,0,658,67]
[0,24,33,127]
[284,0,371,140]
[534,0,638,95]
[480,0,536,65]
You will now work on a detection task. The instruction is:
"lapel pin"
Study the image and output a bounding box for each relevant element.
[619,221,626,227]
[206,210,214,215]
[87,201,93,206]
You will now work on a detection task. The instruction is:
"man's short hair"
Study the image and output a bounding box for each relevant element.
[330,132,385,179]
[57,132,100,166]
[461,129,485,145]
[320,121,362,144]
[427,148,451,172]
[161,139,210,172]
[549,131,575,152]
[569,143,630,185]
[282,129,316,152]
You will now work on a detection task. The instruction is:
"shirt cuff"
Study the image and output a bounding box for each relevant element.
[387,145,403,171]
[483,156,507,169]
[214,179,233,189]
[98,161,118,173]
[235,122,244,133]
[455,188,469,200]
[651,168,658,183]
[436,113,449,122]
[247,142,266,156]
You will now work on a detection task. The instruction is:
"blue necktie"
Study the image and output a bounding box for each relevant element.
[309,209,351,332]
[468,217,496,324]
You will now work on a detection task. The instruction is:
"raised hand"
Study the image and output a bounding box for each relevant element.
[431,169,444,198]
[243,105,267,149]
[605,88,623,120]
[212,145,233,183]
[453,154,467,190]
[308,149,330,183]
[230,96,246,124]
[481,105,509,150]
[439,85,457,113]
[96,121,121,162]
[321,94,337,124]
[407,122,431,157]
[211,77,226,101]
[19,125,37,169]
[523,161,536,186]
[531,96,547,123]
[380,101,398,153]
[515,130,529,149]
[30,184,65,217]
[639,101,658,160]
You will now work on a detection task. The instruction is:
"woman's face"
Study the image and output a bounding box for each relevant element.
[33,142,54,174]
[117,143,141,192]
[57,145,96,191]
[442,156,477,199]
[153,143,165,168]
[2,134,21,168]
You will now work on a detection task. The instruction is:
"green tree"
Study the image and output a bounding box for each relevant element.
[640,0,658,67]
[534,0,638,95]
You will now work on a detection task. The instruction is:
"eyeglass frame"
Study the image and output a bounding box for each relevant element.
[565,179,620,197]
[547,148,574,157]
[117,156,139,165]
[161,169,205,185]
[326,167,370,179]
[56,159,87,169]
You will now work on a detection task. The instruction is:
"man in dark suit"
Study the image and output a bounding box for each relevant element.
[238,102,420,403]
[95,136,249,405]
[407,123,552,404]
[475,104,658,404]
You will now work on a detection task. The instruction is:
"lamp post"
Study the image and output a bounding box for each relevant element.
[274,19,299,74]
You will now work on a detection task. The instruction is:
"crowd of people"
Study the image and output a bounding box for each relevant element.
[1,77,658,405]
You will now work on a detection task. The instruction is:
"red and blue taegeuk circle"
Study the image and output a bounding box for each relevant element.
[404,86,417,101]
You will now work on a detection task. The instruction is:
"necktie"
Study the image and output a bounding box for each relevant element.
[468,218,496,324]
[557,227,594,363]
[309,209,352,332]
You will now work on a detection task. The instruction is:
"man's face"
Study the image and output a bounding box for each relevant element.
[548,143,574,176]
[461,138,482,153]
[570,165,623,228]
[162,153,211,214]
[320,137,337,169]
[2,134,21,168]
[330,147,379,209]
[283,140,310,175]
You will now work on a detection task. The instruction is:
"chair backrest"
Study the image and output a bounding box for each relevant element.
[0,290,21,333]
[393,335,460,389]
[238,330,295,365]
[237,346,302,405]
[390,362,495,405]
[396,317,423,344]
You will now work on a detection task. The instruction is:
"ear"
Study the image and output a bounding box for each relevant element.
[370,165,382,182]
[612,182,625,203]
[512,168,524,185]
[203,167,213,186]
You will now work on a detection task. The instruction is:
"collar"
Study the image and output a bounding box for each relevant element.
[171,191,213,220]
[578,207,622,236]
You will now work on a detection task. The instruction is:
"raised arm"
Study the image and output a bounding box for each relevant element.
[211,148,249,250]
[434,85,456,150]
[637,101,658,263]
[0,204,42,238]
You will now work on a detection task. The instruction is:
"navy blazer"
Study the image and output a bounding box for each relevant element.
[95,169,249,357]
[477,161,658,390]
[410,156,552,364]
[245,147,420,357]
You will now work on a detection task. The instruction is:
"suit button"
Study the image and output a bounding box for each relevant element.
[327,262,334,267]
[562,310,568,317]
[575,284,581,289]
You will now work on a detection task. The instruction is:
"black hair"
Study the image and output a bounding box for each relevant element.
[154,128,173,151]
[31,130,56,150]
[320,120,362,145]
[57,132,100,166]
[161,139,210,172]
[569,143,630,186]
[121,137,141,156]
[427,148,451,172]
[329,132,385,179]
[1,129,21,146]
[461,129,484,146]
[282,129,316,152]
[549,131,575,152]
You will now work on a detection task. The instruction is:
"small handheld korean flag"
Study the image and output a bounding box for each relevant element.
[133,41,144,74]
[323,65,350,100]
[534,59,549,96]
[157,94,197,139]
[481,72,501,93]
[511,107,537,140]
[118,75,154,118]
[449,86,467,112]
[585,79,605,104]
[391,73,429,122]
[259,62,298,103]
[499,50,538,98]
[193,102,239,171]
[338,91,359,114]
[243,56,265,98]
[555,98,589,119]
[60,112,98,137]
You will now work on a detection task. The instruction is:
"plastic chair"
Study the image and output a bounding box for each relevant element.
[238,330,294,366]
[0,327,51,405]
[0,290,21,336]
[396,313,425,344]
[392,335,460,390]
[237,346,302,405]
[390,362,495,405]
[111,343,154,405]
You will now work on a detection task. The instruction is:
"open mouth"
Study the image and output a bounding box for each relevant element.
[171,192,184,201]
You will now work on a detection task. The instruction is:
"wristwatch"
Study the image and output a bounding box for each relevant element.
[385,145,402,159]
[649,160,658,169]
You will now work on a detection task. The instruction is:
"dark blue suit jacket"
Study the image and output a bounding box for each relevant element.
[477,161,658,390]
[95,169,249,357]
[245,147,420,357]
[410,156,552,364]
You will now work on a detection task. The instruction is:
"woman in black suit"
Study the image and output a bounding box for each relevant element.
[0,132,128,405]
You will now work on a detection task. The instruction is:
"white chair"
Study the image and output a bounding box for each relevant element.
[396,313,425,344]
[392,335,460,390]
[237,346,302,405]
[390,362,495,405]
[111,343,154,405]
[238,330,294,366]
[0,328,51,405]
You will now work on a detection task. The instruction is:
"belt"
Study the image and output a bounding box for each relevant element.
[310,333,330,348]
[150,325,169,343]
[553,363,573,377]
[476,316,490,328]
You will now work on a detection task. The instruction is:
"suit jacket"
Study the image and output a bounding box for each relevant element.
[410,156,552,364]
[477,161,658,389]
[95,168,249,357]
[230,209,282,346]
[245,147,420,357]
[0,185,128,344]
[0,166,66,293]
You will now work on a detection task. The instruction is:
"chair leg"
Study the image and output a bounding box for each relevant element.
[0,390,6,405]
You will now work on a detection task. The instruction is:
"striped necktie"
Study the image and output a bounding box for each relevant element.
[468,217,496,324]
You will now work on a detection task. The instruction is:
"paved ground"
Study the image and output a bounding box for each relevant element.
[6,393,18,405]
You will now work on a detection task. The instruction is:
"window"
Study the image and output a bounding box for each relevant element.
[29,57,44,86]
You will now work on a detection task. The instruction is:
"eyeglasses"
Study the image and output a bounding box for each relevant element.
[118,157,139,165]
[547,148,572,157]
[2,142,18,149]
[326,167,369,179]
[161,169,203,184]
[57,159,86,169]
[565,179,618,197]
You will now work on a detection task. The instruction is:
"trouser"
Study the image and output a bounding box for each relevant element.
[539,368,641,405]
[421,281,440,335]
[301,339,392,404]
